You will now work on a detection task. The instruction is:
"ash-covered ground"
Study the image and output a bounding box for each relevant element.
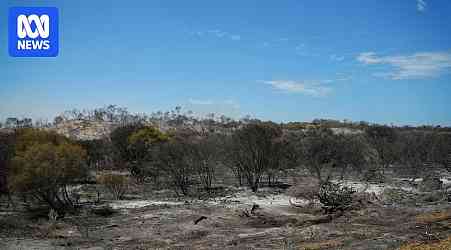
[1,173,451,250]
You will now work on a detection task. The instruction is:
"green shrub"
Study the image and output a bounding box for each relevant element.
[127,126,169,181]
[8,129,87,215]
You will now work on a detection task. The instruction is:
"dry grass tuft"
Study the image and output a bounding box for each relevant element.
[299,239,343,250]
[400,236,451,250]
[415,210,451,224]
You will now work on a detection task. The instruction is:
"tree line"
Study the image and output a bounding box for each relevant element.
[1,112,450,215]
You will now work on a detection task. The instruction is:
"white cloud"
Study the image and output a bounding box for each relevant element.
[357,52,383,64]
[261,80,332,97]
[357,51,451,79]
[417,0,427,12]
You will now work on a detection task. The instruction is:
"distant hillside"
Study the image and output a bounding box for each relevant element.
[51,120,118,140]
[1,105,450,140]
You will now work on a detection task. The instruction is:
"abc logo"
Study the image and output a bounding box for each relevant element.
[16,14,50,50]
[9,7,58,57]
[17,14,50,39]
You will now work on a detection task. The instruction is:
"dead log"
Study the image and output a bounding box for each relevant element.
[194,216,208,225]
[251,204,260,215]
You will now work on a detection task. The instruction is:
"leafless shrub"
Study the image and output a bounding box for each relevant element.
[190,135,222,191]
[228,122,285,192]
[157,133,196,196]
[97,173,130,200]
[365,125,400,173]
[48,208,58,221]
[290,128,375,183]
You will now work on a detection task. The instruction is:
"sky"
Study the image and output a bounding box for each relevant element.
[1,0,451,126]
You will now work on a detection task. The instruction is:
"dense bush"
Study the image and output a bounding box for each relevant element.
[127,126,169,181]
[78,139,114,170]
[8,129,87,215]
[110,123,145,168]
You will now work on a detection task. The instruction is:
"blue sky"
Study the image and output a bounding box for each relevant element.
[1,0,451,125]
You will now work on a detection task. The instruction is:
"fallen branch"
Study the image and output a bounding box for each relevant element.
[194,216,208,225]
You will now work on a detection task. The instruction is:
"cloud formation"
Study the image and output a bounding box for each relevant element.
[417,0,427,12]
[357,51,451,79]
[261,80,332,97]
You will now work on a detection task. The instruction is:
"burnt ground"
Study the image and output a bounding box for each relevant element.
[1,177,451,250]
